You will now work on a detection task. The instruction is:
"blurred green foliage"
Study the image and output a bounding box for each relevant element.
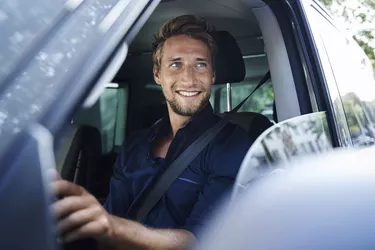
[318,0,375,70]
[211,81,275,120]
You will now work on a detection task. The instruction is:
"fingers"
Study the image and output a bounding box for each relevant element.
[58,205,102,235]
[51,180,85,197]
[63,216,112,243]
[49,179,110,243]
[52,195,95,219]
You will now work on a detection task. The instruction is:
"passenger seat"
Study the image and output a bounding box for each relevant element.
[55,124,102,194]
[220,112,273,142]
[212,31,273,141]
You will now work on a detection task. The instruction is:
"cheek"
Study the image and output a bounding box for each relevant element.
[197,71,214,86]
[159,74,177,90]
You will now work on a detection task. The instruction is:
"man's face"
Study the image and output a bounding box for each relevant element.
[154,35,216,117]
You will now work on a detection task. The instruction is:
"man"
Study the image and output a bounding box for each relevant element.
[51,15,252,249]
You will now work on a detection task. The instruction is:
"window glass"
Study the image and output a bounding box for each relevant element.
[305,6,375,147]
[74,84,128,153]
[0,0,66,85]
[210,81,275,121]
[304,6,352,147]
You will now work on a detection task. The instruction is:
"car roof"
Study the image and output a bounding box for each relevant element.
[129,0,265,56]
[116,0,269,83]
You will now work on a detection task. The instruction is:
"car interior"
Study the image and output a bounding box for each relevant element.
[55,0,312,202]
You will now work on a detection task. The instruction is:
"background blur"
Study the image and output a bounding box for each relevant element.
[319,0,375,70]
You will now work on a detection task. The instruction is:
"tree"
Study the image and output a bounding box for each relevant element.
[319,0,375,70]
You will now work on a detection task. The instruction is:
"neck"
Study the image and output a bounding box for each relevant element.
[167,106,193,138]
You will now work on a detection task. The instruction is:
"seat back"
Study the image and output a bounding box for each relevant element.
[56,124,102,193]
[220,112,273,141]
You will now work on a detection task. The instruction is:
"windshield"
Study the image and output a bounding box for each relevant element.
[0,0,66,87]
[0,0,136,156]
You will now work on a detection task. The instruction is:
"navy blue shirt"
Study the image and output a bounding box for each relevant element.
[104,104,252,236]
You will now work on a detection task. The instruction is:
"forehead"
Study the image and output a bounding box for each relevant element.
[161,35,211,60]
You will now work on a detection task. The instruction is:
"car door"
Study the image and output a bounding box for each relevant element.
[0,0,159,249]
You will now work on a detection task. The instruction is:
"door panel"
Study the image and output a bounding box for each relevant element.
[0,125,57,250]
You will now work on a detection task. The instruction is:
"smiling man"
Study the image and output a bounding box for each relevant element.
[52,15,252,250]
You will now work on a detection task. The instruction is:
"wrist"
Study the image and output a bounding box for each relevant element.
[96,213,117,247]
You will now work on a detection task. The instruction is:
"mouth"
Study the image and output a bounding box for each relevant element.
[176,90,201,97]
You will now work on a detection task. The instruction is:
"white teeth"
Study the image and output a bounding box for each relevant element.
[178,91,199,97]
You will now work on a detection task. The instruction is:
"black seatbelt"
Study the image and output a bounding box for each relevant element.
[230,71,271,113]
[134,71,271,222]
[134,117,229,222]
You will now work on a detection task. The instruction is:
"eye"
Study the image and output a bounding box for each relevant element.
[196,62,208,68]
[170,62,182,68]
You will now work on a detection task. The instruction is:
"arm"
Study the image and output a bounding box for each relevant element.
[99,215,195,250]
[51,179,195,250]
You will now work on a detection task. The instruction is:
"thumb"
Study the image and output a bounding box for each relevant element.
[46,168,62,181]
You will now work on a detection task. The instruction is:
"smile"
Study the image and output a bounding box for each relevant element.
[176,91,201,97]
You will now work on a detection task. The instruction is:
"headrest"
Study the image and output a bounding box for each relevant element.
[211,31,245,85]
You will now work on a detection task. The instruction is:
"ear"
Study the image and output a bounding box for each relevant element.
[211,71,216,85]
[153,66,161,85]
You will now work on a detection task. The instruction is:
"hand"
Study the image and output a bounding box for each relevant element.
[50,172,114,243]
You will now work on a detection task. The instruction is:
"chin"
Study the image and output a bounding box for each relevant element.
[168,97,208,117]
[179,104,205,116]
[169,105,198,117]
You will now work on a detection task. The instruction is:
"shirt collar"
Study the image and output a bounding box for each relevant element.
[148,103,217,143]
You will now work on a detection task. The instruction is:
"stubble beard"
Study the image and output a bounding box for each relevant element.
[166,91,211,117]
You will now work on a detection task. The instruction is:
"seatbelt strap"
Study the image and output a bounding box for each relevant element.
[135,116,229,222]
[134,71,271,222]
[230,71,270,113]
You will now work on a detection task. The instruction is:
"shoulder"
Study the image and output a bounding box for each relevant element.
[113,126,155,172]
[122,119,163,149]
[212,115,253,150]
[116,125,156,164]
[205,117,252,174]
[121,129,149,150]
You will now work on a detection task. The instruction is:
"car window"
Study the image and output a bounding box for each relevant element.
[305,4,375,147]
[210,80,275,121]
[303,4,353,147]
[0,0,66,84]
[321,31,375,146]
[0,0,152,158]
[209,55,275,121]
[74,83,128,153]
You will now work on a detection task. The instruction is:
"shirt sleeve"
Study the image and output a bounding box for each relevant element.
[181,126,253,237]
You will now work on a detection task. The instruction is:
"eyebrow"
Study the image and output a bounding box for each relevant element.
[196,57,208,62]
[168,57,209,62]
[169,57,182,62]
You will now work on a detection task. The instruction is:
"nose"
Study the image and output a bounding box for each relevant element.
[181,65,195,84]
